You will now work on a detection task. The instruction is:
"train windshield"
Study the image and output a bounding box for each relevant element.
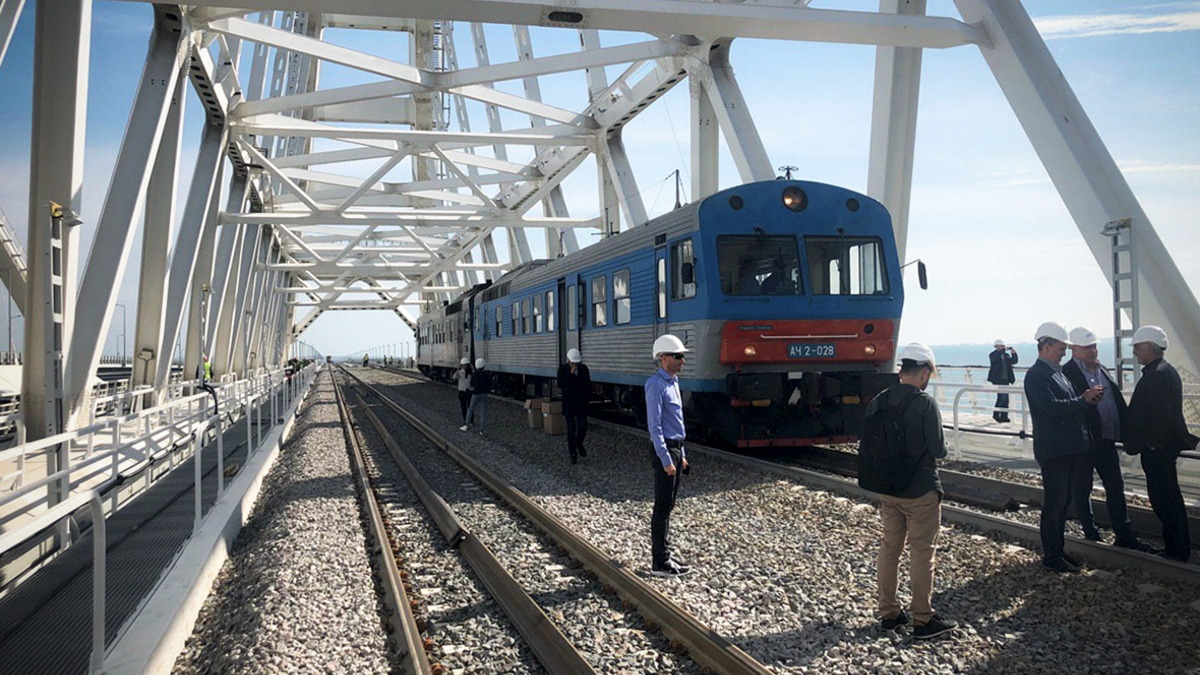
[804,236,889,295]
[717,235,802,296]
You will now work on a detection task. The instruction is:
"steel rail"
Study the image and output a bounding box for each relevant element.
[344,366,773,675]
[330,372,434,675]
[343,377,599,675]
[782,445,1200,551]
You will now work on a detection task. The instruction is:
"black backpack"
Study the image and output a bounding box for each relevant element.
[857,387,923,495]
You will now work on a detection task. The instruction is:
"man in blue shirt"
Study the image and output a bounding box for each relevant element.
[646,334,691,577]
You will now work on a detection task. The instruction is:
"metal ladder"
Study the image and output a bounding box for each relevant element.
[1103,217,1139,390]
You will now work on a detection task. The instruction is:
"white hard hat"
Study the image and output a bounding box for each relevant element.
[897,342,936,369]
[567,348,582,363]
[475,357,487,369]
[993,339,1005,348]
[1034,321,1069,343]
[1131,325,1168,349]
[1068,327,1098,347]
[460,357,470,365]
[651,334,688,359]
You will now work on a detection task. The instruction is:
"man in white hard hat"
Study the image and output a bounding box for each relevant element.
[455,357,474,425]
[866,343,957,640]
[986,339,1018,423]
[1126,325,1199,561]
[462,357,491,435]
[1024,321,1104,573]
[1062,327,1145,550]
[557,348,593,464]
[646,334,691,577]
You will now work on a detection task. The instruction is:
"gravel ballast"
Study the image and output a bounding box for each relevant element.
[362,368,1200,675]
[173,371,392,675]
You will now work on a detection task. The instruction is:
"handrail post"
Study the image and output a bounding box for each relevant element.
[193,428,202,532]
[952,389,969,461]
[215,416,225,499]
[90,491,107,675]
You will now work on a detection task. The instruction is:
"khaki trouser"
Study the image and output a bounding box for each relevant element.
[877,490,941,624]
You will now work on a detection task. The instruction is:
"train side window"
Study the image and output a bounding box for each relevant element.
[656,258,666,319]
[474,309,479,332]
[522,297,532,334]
[614,269,631,325]
[592,275,608,327]
[545,291,555,332]
[533,295,544,333]
[567,285,577,331]
[512,301,519,335]
[671,239,697,300]
[495,305,502,337]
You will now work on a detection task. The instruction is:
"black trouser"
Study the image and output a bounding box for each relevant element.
[1039,454,1093,563]
[1073,439,1137,543]
[1142,449,1190,560]
[651,446,683,567]
[993,392,1010,422]
[458,390,471,421]
[565,411,588,457]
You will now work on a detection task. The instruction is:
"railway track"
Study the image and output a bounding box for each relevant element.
[373,365,1199,585]
[335,365,774,674]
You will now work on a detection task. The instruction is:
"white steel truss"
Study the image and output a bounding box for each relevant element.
[2,0,1196,438]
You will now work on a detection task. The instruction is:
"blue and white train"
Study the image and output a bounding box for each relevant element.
[417,180,910,447]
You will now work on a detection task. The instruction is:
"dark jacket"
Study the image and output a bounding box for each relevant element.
[471,369,492,396]
[987,348,1018,385]
[1024,358,1092,462]
[1126,357,1199,455]
[1062,358,1127,445]
[557,362,592,415]
[862,383,947,499]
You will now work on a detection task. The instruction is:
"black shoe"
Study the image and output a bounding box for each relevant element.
[667,559,691,574]
[880,610,910,632]
[1114,539,1152,553]
[1159,550,1190,563]
[578,446,587,458]
[1144,546,1166,556]
[1043,557,1080,574]
[569,453,578,465]
[650,560,689,578]
[912,615,958,640]
[1063,553,1085,568]
[1084,530,1103,542]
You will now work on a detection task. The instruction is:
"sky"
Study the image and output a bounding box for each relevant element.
[0,0,1197,363]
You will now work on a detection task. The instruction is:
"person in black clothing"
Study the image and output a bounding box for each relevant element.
[557,348,592,464]
[1062,327,1145,549]
[987,339,1018,422]
[1126,325,1199,562]
[461,358,491,435]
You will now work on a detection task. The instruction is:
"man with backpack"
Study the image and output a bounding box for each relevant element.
[859,343,957,640]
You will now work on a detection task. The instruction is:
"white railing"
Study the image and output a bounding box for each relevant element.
[945,384,1030,461]
[0,362,320,674]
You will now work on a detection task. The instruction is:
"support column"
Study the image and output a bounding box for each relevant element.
[65,8,188,423]
[23,0,90,442]
[604,134,648,229]
[704,44,773,183]
[184,154,228,380]
[689,70,719,201]
[868,0,925,265]
[131,75,185,393]
[954,0,1200,378]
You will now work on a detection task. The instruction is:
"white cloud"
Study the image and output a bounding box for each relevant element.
[1034,6,1200,40]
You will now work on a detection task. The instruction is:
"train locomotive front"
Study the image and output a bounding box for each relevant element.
[683,181,904,446]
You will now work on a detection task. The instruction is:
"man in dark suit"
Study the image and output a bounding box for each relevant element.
[987,339,1018,422]
[1126,325,1200,562]
[1024,321,1103,573]
[1062,327,1144,549]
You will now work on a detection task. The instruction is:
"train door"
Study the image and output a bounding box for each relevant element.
[558,277,580,359]
[467,295,476,364]
[654,247,668,340]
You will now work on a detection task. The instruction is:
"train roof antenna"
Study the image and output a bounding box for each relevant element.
[778,165,797,180]
[673,169,682,210]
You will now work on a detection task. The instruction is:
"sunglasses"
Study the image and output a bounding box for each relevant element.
[665,352,686,360]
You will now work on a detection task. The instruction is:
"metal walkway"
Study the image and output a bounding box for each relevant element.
[0,405,266,675]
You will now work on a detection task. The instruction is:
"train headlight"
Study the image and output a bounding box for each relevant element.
[782,186,807,212]
[743,345,758,357]
[864,344,877,356]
